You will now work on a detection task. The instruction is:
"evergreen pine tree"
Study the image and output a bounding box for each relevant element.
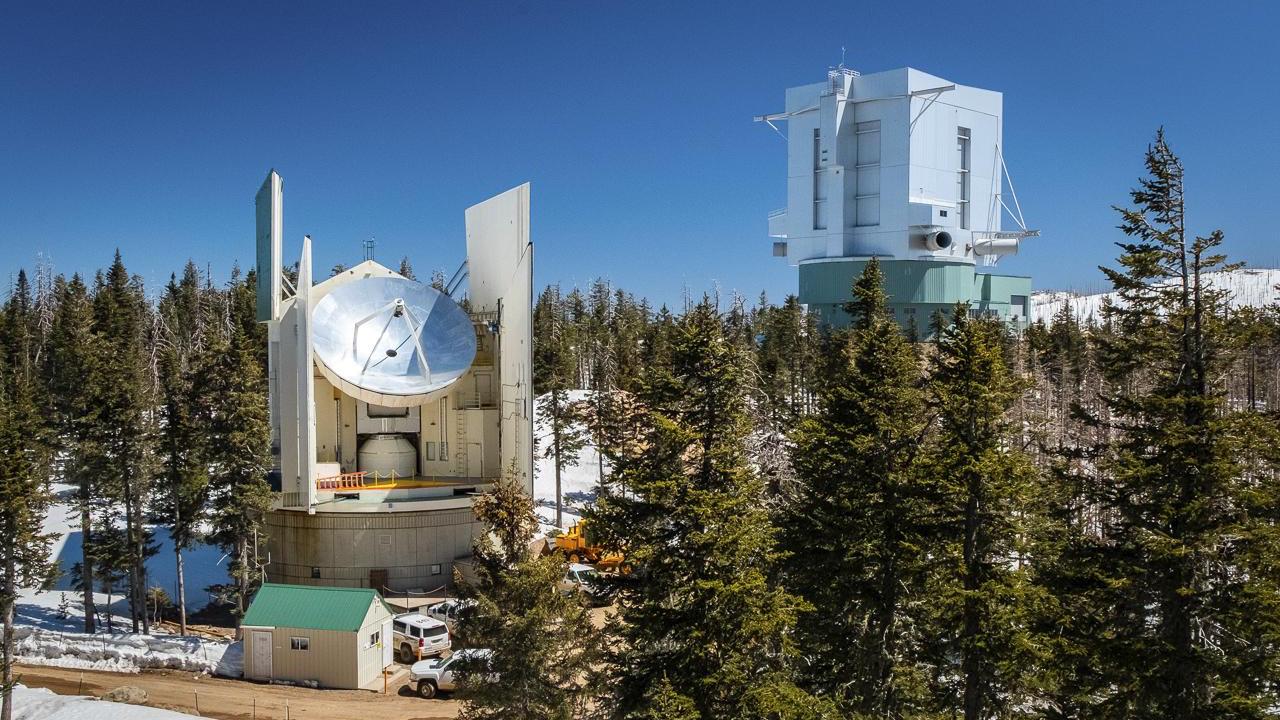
[154,263,211,634]
[453,467,598,718]
[0,292,56,720]
[45,274,101,632]
[535,284,589,526]
[90,251,155,633]
[923,307,1041,719]
[201,278,273,621]
[398,256,417,281]
[1050,131,1280,717]
[780,258,934,715]
[590,298,822,720]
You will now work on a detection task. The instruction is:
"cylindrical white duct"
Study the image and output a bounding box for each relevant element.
[972,239,1020,256]
[358,434,417,479]
[925,230,953,252]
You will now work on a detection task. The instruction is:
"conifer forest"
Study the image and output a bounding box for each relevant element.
[4,136,1280,719]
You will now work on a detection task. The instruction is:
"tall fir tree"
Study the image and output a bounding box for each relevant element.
[452,467,599,718]
[780,257,935,715]
[154,263,211,634]
[397,256,418,281]
[1046,131,1280,717]
[90,251,155,633]
[923,308,1041,719]
[44,274,101,632]
[201,278,273,620]
[0,283,56,720]
[535,284,589,527]
[590,298,824,720]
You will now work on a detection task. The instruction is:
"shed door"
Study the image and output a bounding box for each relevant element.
[250,630,273,680]
[381,619,393,667]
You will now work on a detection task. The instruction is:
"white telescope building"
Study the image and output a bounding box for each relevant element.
[254,171,533,591]
[759,66,1037,330]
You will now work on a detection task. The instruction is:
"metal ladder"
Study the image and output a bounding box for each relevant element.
[454,405,468,476]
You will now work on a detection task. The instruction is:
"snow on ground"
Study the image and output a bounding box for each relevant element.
[27,483,229,624]
[1032,268,1280,323]
[13,484,241,677]
[11,684,202,720]
[12,626,240,676]
[533,390,603,533]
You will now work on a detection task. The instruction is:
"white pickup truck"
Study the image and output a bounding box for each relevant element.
[410,648,493,698]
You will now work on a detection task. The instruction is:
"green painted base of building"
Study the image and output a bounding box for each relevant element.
[799,258,1031,333]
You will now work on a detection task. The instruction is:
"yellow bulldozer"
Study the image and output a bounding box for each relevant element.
[554,520,626,571]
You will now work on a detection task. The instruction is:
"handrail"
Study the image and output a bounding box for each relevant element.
[315,471,371,491]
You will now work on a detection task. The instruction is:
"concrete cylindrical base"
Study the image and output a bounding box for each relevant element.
[264,505,480,591]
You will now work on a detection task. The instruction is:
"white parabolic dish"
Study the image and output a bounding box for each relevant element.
[312,276,476,406]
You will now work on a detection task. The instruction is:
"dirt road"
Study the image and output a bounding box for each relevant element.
[15,663,461,720]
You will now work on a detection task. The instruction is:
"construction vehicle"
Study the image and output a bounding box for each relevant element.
[554,520,626,571]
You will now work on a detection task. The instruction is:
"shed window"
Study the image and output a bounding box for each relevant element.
[368,629,380,647]
[290,636,310,651]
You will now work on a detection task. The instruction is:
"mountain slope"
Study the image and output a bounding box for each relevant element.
[1032,268,1280,323]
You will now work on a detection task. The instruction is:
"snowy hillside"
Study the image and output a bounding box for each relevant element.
[533,390,603,532]
[1033,268,1280,323]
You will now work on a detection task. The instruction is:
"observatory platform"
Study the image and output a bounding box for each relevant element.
[253,171,533,591]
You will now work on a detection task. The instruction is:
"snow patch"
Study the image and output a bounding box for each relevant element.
[23,483,229,632]
[1033,268,1280,323]
[12,626,240,677]
[11,684,203,719]
[533,390,603,532]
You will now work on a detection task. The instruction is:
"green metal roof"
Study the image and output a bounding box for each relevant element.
[241,584,388,632]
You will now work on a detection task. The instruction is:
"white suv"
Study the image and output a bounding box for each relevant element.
[392,612,451,663]
[410,648,493,699]
[424,598,475,633]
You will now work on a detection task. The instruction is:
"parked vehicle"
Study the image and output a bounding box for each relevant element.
[554,520,626,570]
[410,648,494,699]
[559,562,613,606]
[424,598,475,633]
[392,612,451,662]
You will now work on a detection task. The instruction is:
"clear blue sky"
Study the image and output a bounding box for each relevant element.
[3,0,1277,306]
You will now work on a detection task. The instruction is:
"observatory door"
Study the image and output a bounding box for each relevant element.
[467,442,484,479]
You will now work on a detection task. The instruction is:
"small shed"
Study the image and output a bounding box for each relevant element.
[241,583,394,689]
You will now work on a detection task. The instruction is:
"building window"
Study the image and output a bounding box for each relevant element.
[1010,294,1028,319]
[368,630,380,647]
[290,636,310,651]
[812,128,826,230]
[425,442,437,461]
[855,121,880,227]
[430,564,442,576]
[311,567,321,579]
[957,127,971,230]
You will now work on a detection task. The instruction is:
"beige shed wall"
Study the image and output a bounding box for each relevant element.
[244,625,358,689]
[354,601,395,687]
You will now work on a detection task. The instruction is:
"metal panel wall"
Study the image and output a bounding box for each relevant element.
[464,184,534,496]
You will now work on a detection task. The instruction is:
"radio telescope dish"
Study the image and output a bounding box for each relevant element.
[312,276,476,406]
